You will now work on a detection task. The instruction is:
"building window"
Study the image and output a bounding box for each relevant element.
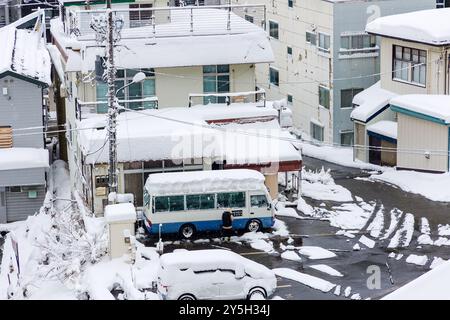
[96,68,156,113]
[341,88,363,108]
[306,31,316,45]
[287,46,293,59]
[318,33,330,52]
[203,65,230,104]
[245,15,254,23]
[0,126,12,148]
[269,20,279,39]
[269,67,279,86]
[340,131,354,146]
[436,0,449,8]
[310,122,324,142]
[129,3,153,28]
[288,0,293,8]
[340,33,377,55]
[393,45,427,86]
[318,85,330,109]
[287,94,293,106]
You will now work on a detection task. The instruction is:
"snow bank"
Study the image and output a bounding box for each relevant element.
[328,203,373,230]
[371,169,450,203]
[280,251,302,262]
[301,168,352,202]
[298,246,337,260]
[405,254,429,266]
[273,268,335,293]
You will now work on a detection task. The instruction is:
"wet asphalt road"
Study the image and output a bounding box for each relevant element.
[146,156,450,300]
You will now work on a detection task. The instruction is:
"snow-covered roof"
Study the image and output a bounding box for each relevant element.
[160,249,274,279]
[145,169,266,196]
[0,148,49,171]
[383,260,450,300]
[366,120,397,140]
[104,203,136,223]
[0,11,51,85]
[366,8,450,46]
[390,94,450,124]
[46,44,65,83]
[78,103,301,166]
[351,82,397,123]
[50,8,274,72]
[189,102,278,122]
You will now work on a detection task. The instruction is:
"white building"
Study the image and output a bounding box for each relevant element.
[352,8,450,172]
[233,0,435,145]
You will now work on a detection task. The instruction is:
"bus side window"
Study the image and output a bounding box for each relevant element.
[250,195,268,208]
[217,192,245,208]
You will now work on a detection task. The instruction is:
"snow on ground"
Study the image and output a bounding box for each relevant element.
[344,286,352,297]
[370,171,450,202]
[273,268,335,293]
[438,224,450,236]
[280,251,302,262]
[388,213,414,248]
[334,285,341,296]
[430,257,446,269]
[296,197,314,216]
[301,168,353,202]
[383,259,450,300]
[405,254,429,266]
[380,208,403,240]
[274,202,300,218]
[309,264,343,277]
[298,246,337,260]
[359,235,376,249]
[328,203,373,230]
[366,206,384,238]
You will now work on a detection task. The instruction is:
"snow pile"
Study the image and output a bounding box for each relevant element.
[274,202,300,219]
[383,259,450,300]
[328,203,373,230]
[405,254,429,266]
[301,168,353,202]
[309,264,343,277]
[273,268,335,293]
[298,246,337,260]
[370,171,450,202]
[438,224,450,236]
[280,251,302,262]
[359,235,376,249]
[296,197,314,216]
[104,203,137,223]
[417,217,433,246]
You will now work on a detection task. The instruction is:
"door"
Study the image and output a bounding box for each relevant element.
[249,192,270,218]
[0,187,6,224]
[217,269,246,299]
[369,136,381,165]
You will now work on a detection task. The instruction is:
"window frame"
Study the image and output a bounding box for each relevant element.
[129,3,153,28]
[392,45,427,87]
[305,31,316,46]
[340,130,354,146]
[340,88,363,109]
[318,32,331,53]
[310,122,324,142]
[269,67,279,87]
[203,65,230,104]
[269,20,279,39]
[318,85,330,109]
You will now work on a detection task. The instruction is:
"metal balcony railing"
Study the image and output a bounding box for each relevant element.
[65,4,266,40]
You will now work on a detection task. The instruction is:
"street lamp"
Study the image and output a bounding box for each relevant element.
[115,71,147,96]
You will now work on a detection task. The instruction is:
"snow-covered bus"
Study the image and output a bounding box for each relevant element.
[143,169,274,239]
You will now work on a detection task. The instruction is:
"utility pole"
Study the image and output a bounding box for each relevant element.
[106,0,118,198]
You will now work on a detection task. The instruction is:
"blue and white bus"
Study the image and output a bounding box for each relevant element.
[143,169,275,239]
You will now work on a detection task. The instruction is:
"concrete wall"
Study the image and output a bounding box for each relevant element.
[0,75,44,149]
[397,113,449,172]
[379,38,450,95]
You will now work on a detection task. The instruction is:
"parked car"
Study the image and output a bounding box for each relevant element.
[157,249,277,300]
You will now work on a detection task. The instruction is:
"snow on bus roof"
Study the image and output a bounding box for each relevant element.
[160,249,274,279]
[145,169,265,195]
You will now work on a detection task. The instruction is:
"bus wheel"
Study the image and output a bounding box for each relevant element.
[179,224,196,239]
[246,219,262,232]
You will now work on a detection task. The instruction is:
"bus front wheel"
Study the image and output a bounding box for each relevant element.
[246,219,262,232]
[179,224,196,239]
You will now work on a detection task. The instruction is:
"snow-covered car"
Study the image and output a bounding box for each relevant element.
[157,249,277,300]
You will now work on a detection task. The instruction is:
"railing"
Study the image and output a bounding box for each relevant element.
[75,97,159,120]
[188,89,266,107]
[66,4,266,39]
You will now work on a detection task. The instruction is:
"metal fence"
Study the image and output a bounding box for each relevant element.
[66,4,266,39]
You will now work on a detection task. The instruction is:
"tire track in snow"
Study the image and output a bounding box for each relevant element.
[380,208,403,241]
[388,213,414,248]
